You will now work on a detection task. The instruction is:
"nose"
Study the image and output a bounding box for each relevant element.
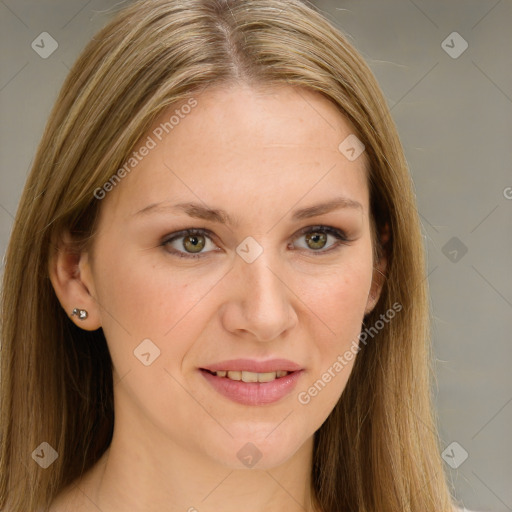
[219,248,298,342]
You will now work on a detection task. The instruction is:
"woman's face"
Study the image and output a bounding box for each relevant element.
[80,83,381,470]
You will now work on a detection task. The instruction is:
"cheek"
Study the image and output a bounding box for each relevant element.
[93,242,215,336]
[295,259,372,420]
[91,242,226,377]
[306,255,373,342]
[300,251,372,377]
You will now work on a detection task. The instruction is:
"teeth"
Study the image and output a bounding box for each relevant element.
[241,371,259,383]
[213,370,290,382]
[256,372,278,383]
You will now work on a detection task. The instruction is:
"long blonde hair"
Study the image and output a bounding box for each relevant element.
[0,0,453,510]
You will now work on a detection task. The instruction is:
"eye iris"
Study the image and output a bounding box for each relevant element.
[305,231,327,250]
[183,234,205,253]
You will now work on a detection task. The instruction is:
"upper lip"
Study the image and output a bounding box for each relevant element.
[201,359,302,373]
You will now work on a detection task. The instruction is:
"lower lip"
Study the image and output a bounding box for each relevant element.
[200,369,303,405]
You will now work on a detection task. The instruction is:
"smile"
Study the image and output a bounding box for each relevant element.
[205,369,291,382]
[199,368,303,405]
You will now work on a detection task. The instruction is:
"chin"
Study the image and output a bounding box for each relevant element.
[206,429,308,471]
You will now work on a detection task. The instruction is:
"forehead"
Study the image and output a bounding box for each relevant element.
[100,83,369,222]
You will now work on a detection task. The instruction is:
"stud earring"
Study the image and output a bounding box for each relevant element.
[71,308,88,320]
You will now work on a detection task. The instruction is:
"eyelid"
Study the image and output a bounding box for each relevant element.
[161,225,350,259]
[293,225,348,242]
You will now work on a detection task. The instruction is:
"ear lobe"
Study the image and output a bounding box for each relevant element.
[364,223,390,315]
[48,230,101,331]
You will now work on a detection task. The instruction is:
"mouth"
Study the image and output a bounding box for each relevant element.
[200,368,292,383]
[198,361,304,405]
[199,368,304,406]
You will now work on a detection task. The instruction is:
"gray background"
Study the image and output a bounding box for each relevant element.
[1,1,511,510]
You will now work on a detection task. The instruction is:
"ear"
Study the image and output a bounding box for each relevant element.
[364,222,390,315]
[48,229,102,331]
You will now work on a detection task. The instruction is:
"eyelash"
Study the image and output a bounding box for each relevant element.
[160,225,350,260]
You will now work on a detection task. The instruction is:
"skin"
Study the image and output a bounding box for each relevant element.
[49,83,387,512]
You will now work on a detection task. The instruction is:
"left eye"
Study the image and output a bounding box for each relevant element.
[161,226,348,259]
[291,225,348,253]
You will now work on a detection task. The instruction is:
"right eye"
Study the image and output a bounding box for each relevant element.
[161,228,219,259]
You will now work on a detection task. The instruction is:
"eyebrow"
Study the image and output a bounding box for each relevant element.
[132,196,363,227]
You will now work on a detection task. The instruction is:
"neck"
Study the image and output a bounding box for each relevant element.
[77,417,319,512]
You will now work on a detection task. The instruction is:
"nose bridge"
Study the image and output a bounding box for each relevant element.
[242,250,283,304]
[226,243,297,340]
